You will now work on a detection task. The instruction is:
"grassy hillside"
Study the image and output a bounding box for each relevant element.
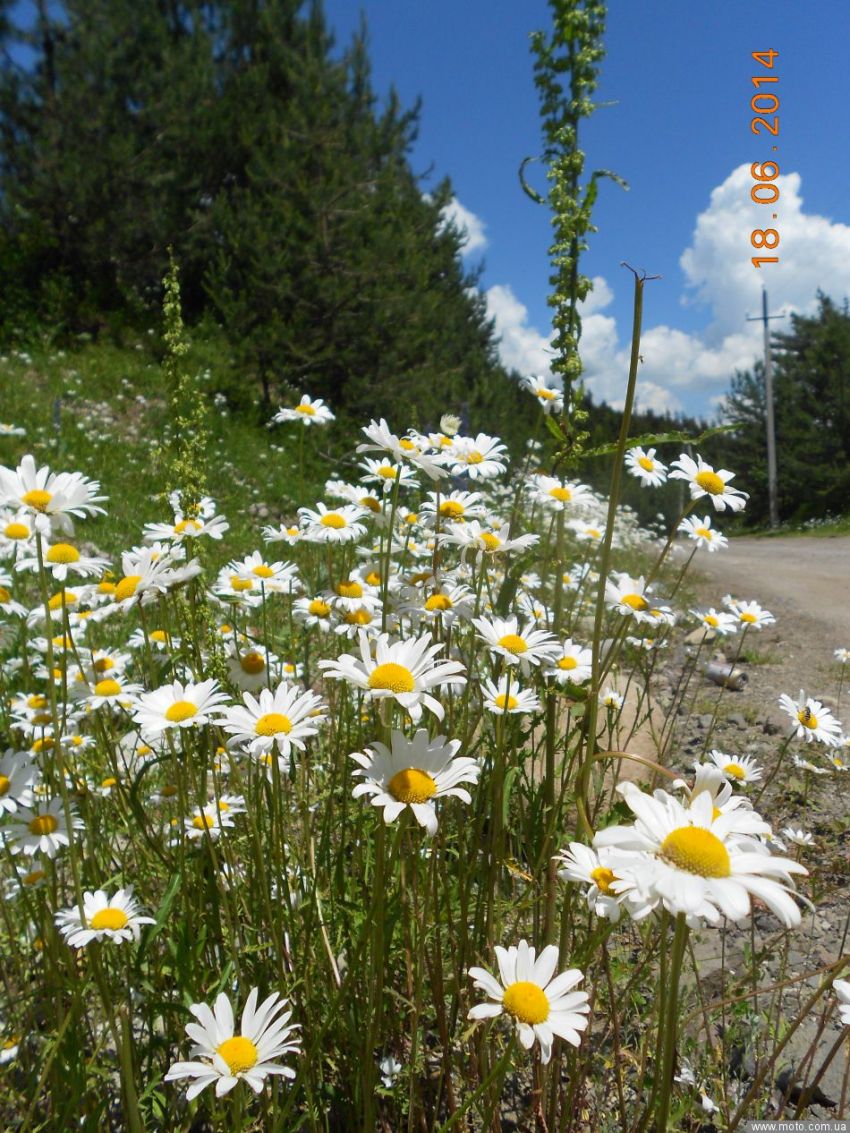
[0,340,334,556]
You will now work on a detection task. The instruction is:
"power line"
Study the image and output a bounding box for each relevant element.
[746,289,785,529]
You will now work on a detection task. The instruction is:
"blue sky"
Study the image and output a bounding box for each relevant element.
[324,1,850,418]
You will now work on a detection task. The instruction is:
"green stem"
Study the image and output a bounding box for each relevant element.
[655,912,689,1133]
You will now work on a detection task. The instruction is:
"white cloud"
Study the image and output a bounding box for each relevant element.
[485,166,850,415]
[485,283,553,376]
[441,197,488,256]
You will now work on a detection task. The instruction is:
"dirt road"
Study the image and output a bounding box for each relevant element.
[696,534,850,644]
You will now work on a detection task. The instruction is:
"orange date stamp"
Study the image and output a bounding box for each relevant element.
[749,49,780,268]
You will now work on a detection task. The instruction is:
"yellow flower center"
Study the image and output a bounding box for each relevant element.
[638,456,655,472]
[101,777,117,789]
[52,634,72,648]
[557,656,578,671]
[4,522,29,539]
[497,634,527,654]
[295,403,316,416]
[115,575,141,602]
[387,767,437,804]
[32,711,52,725]
[440,501,465,518]
[479,532,502,551]
[502,981,549,1025]
[192,812,215,829]
[0,775,9,796]
[465,450,484,464]
[739,612,757,624]
[173,518,202,534]
[255,713,292,736]
[22,869,45,886]
[345,608,372,625]
[93,657,114,672]
[660,826,731,878]
[494,693,518,711]
[216,1035,259,1074]
[590,866,616,894]
[704,615,718,627]
[98,580,117,595]
[425,594,453,612]
[365,571,381,586]
[797,709,818,730]
[399,437,416,451]
[337,580,363,599]
[309,599,331,617]
[695,470,725,495]
[320,513,346,529]
[548,487,572,502]
[94,679,122,697]
[537,388,557,401]
[360,496,381,512]
[252,564,274,578]
[0,587,10,603]
[230,577,253,591]
[724,763,746,780]
[90,907,129,931]
[695,527,712,540]
[369,663,416,693]
[28,814,58,836]
[621,594,648,611]
[150,630,168,643]
[240,652,265,674]
[377,464,397,479]
[21,488,52,511]
[28,694,48,709]
[165,701,197,723]
[45,543,80,564]
[32,738,54,752]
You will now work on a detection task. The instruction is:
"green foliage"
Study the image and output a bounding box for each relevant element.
[0,0,516,430]
[723,293,850,525]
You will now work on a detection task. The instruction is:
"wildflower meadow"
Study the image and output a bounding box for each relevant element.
[1,2,849,1131]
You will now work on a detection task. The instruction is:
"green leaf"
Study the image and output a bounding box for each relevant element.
[518,156,546,204]
[583,423,735,459]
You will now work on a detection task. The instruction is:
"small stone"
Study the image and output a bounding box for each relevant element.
[727,714,748,729]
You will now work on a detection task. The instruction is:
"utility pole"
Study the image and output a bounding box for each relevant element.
[746,289,784,529]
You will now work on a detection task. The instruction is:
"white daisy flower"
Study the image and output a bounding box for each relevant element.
[219,684,326,760]
[569,519,605,543]
[0,423,25,436]
[437,520,539,559]
[604,572,656,623]
[15,541,109,582]
[835,647,850,665]
[319,630,466,723]
[594,786,807,927]
[0,750,36,813]
[669,453,748,512]
[184,804,238,841]
[143,511,229,544]
[526,476,593,512]
[358,458,419,492]
[399,583,474,630]
[0,575,27,618]
[833,979,850,1027]
[292,595,335,632]
[225,643,279,693]
[55,886,154,947]
[78,675,143,712]
[8,798,82,858]
[691,608,738,636]
[445,433,507,480]
[351,727,479,835]
[601,688,624,710]
[329,574,381,614]
[521,374,564,414]
[778,690,843,746]
[707,750,762,785]
[678,515,728,553]
[0,455,107,533]
[781,827,814,848]
[262,523,302,546]
[472,616,559,674]
[545,640,593,685]
[225,551,299,594]
[165,988,301,1099]
[467,940,589,1063]
[624,446,667,487]
[556,843,651,924]
[357,419,446,481]
[273,393,334,426]
[132,679,229,739]
[731,599,775,629]
[419,490,485,526]
[298,503,368,545]
[480,674,541,716]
